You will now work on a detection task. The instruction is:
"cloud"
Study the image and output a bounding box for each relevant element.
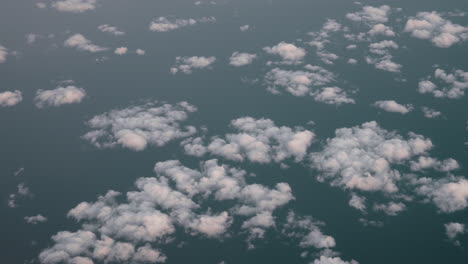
[264,65,335,96]
[52,0,97,13]
[366,56,401,72]
[170,56,216,74]
[82,101,197,151]
[25,214,48,224]
[240,25,250,32]
[421,107,442,119]
[114,47,128,55]
[8,183,32,208]
[283,212,336,249]
[368,24,395,36]
[310,121,433,193]
[404,11,468,48]
[312,256,359,264]
[0,90,22,107]
[229,52,257,66]
[418,68,468,99]
[373,100,413,114]
[136,49,145,55]
[64,34,107,52]
[182,117,314,164]
[149,17,215,32]
[373,202,406,216]
[40,159,294,262]
[264,42,306,63]
[346,5,391,24]
[98,24,125,36]
[349,193,366,212]
[35,86,86,108]
[413,177,468,213]
[369,40,398,55]
[312,87,355,105]
[445,222,466,246]
[0,45,7,63]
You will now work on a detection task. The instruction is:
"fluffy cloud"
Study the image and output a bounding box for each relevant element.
[0,90,22,107]
[348,193,366,212]
[64,34,107,52]
[98,24,125,36]
[445,222,465,246]
[136,49,146,55]
[182,117,314,164]
[283,212,336,249]
[413,177,468,213]
[229,52,257,66]
[366,56,401,73]
[421,107,442,119]
[40,159,294,263]
[149,17,215,32]
[312,256,359,264]
[265,65,335,96]
[52,0,97,13]
[35,86,86,108]
[310,121,433,193]
[82,101,197,151]
[240,25,250,32]
[0,45,7,63]
[264,42,306,63]
[373,100,413,114]
[346,5,391,24]
[25,214,48,224]
[170,56,216,74]
[368,24,395,37]
[404,11,468,48]
[373,202,406,216]
[312,87,355,105]
[114,47,128,55]
[8,183,32,208]
[418,68,468,99]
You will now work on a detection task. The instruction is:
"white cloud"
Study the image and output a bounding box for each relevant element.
[98,24,125,36]
[418,68,468,99]
[312,256,359,264]
[421,107,442,119]
[413,177,468,213]
[64,34,107,52]
[264,65,335,96]
[240,25,250,32]
[346,5,391,24]
[410,156,459,172]
[35,86,86,108]
[283,212,336,249]
[373,100,413,114]
[349,193,366,212]
[82,101,197,151]
[52,0,97,13]
[366,56,401,72]
[182,117,314,164]
[229,52,257,66]
[170,56,216,74]
[373,202,406,216]
[136,49,145,55]
[445,222,465,245]
[0,45,7,63]
[0,90,22,107]
[149,17,215,32]
[369,40,398,55]
[114,47,128,55]
[8,183,32,208]
[312,87,355,105]
[368,24,395,36]
[404,11,468,48]
[264,42,306,63]
[25,214,48,224]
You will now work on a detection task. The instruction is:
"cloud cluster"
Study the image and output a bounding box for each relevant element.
[445,222,466,246]
[182,117,314,164]
[346,5,391,24]
[82,101,197,151]
[264,42,306,63]
[312,87,355,105]
[0,90,22,107]
[64,34,107,52]
[418,68,468,99]
[149,17,215,32]
[35,86,86,108]
[404,11,468,48]
[373,100,413,114]
[170,56,216,74]
[283,212,336,249]
[229,52,257,66]
[52,0,97,13]
[39,159,294,263]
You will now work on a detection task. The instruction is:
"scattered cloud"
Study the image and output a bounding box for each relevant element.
[52,0,97,13]
[346,5,391,24]
[229,52,257,67]
[373,100,413,114]
[25,214,48,224]
[64,34,107,52]
[171,56,216,74]
[114,47,128,55]
[418,68,468,99]
[0,45,7,63]
[240,25,250,32]
[421,107,442,119]
[98,24,125,36]
[149,17,215,32]
[0,90,22,107]
[35,86,86,108]
[445,222,466,246]
[264,42,306,63]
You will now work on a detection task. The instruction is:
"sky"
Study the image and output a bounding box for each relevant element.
[1,0,468,264]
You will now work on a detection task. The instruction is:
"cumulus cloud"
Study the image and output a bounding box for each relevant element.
[240,25,250,32]
[170,56,216,74]
[82,101,197,151]
[264,42,306,63]
[312,87,355,105]
[368,24,395,37]
[64,34,107,52]
[52,0,97,13]
[312,256,359,264]
[346,5,391,24]
[0,45,7,63]
[283,212,336,249]
[366,55,401,73]
[182,117,314,164]
[98,24,125,36]
[373,100,413,114]
[35,86,86,108]
[421,107,442,119]
[373,202,406,216]
[0,90,22,107]
[445,222,465,246]
[149,17,215,32]
[404,11,468,48]
[229,52,257,66]
[40,159,294,263]
[25,214,48,224]
[310,121,433,193]
[114,47,128,55]
[418,68,468,99]
[264,65,335,96]
[136,49,145,55]
[8,183,32,208]
[349,193,366,212]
